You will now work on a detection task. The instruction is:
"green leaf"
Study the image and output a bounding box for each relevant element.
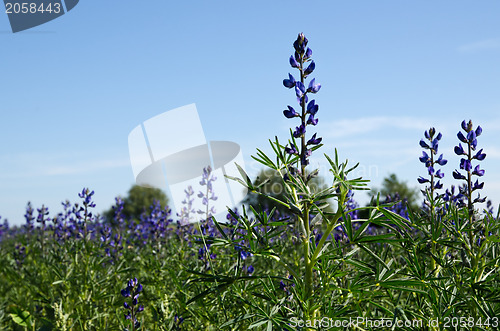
[220,314,256,328]
[345,259,375,273]
[358,244,390,270]
[9,307,32,327]
[487,235,500,242]
[212,216,228,241]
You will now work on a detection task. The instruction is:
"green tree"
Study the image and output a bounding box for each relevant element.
[103,184,169,222]
[368,173,420,210]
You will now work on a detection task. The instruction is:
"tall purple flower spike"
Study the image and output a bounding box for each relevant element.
[282,33,323,166]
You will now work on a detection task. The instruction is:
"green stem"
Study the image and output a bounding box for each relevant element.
[311,209,342,263]
[302,208,312,310]
[429,151,438,274]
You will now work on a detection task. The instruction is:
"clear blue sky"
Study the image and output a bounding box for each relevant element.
[1,1,500,226]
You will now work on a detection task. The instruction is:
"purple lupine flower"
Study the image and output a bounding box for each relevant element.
[289,55,299,68]
[472,165,485,176]
[304,47,312,60]
[283,33,322,168]
[486,200,494,214]
[78,188,96,208]
[436,154,447,166]
[419,151,430,165]
[283,105,298,118]
[174,314,184,326]
[472,179,484,191]
[122,278,144,330]
[431,138,439,152]
[24,202,35,232]
[453,170,466,180]
[457,131,467,143]
[307,78,321,93]
[418,127,447,207]
[452,120,486,209]
[295,81,306,99]
[461,120,468,131]
[454,143,465,155]
[304,60,315,77]
[467,130,476,143]
[460,158,472,171]
[293,33,308,53]
[197,166,218,219]
[474,149,486,160]
[36,205,49,227]
[293,123,306,138]
[14,243,26,266]
[178,185,196,225]
[283,73,296,88]
[473,194,486,203]
[285,143,299,155]
[419,140,429,149]
[307,114,318,126]
[307,133,322,145]
[418,176,429,184]
[382,193,409,220]
[306,100,319,115]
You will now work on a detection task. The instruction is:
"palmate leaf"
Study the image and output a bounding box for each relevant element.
[324,152,370,192]
[225,162,255,191]
[253,147,278,170]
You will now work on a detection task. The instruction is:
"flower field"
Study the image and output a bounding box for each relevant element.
[1,34,500,331]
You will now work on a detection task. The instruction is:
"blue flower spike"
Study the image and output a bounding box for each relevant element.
[452,119,487,209]
[417,127,447,195]
[282,33,322,168]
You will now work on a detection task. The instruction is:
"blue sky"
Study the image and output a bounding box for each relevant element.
[1,1,500,226]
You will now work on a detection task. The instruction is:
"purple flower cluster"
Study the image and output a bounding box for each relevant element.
[24,202,35,232]
[99,225,123,261]
[177,186,196,225]
[452,120,486,207]
[383,193,409,220]
[418,127,447,191]
[0,217,8,241]
[197,166,218,218]
[14,243,26,266]
[121,278,144,330]
[279,274,295,295]
[283,33,322,167]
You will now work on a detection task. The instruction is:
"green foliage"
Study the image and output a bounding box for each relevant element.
[369,173,420,209]
[2,34,500,331]
[104,184,169,222]
[243,168,332,215]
